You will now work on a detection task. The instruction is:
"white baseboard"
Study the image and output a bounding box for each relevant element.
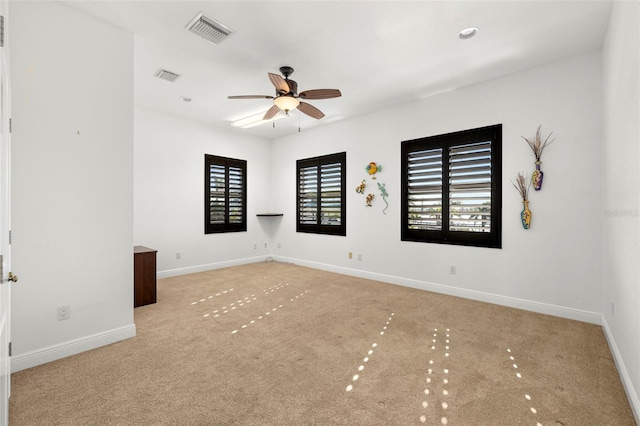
[11,324,136,373]
[601,316,640,424]
[274,256,602,324]
[157,256,272,279]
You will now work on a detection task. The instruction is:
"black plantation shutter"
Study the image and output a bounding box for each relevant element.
[402,125,501,248]
[407,147,443,231]
[228,164,244,225]
[205,155,246,234]
[448,141,492,232]
[319,161,342,226]
[297,152,346,236]
[208,163,226,225]
[298,165,318,226]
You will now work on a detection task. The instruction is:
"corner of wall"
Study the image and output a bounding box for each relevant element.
[601,315,640,423]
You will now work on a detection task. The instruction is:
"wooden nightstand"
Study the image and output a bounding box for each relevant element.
[134,246,157,307]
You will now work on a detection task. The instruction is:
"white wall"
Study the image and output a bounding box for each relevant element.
[602,0,640,419]
[134,108,273,276]
[270,51,603,323]
[10,1,135,370]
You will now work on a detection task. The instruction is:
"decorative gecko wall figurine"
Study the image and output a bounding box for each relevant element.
[377,182,389,214]
[365,193,374,207]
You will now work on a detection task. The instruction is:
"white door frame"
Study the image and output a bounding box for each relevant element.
[0,0,12,423]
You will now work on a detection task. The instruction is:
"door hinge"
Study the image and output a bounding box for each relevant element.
[8,230,10,245]
[0,16,4,48]
[9,118,11,134]
[8,342,11,357]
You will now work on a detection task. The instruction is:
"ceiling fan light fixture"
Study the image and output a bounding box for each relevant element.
[228,66,338,121]
[274,95,300,112]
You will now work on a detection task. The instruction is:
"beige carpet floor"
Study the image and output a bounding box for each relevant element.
[9,261,636,425]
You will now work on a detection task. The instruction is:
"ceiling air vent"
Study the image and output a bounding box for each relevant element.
[154,68,181,83]
[186,12,234,45]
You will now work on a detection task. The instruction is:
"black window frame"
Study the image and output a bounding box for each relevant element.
[204,154,247,234]
[401,124,502,248]
[297,152,347,236]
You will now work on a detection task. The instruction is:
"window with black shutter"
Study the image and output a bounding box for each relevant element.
[297,152,346,236]
[204,154,247,234]
[401,125,502,248]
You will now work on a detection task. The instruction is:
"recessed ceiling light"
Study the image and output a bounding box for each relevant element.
[179,96,192,102]
[458,27,478,40]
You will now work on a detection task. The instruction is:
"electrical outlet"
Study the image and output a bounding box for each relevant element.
[450,266,457,275]
[253,243,257,249]
[357,253,363,261]
[176,252,181,259]
[277,243,281,249]
[264,243,267,248]
[348,252,352,259]
[57,305,71,321]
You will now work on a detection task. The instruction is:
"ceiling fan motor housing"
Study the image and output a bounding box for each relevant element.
[284,79,298,96]
[278,66,298,95]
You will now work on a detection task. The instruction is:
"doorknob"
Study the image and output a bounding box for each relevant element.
[8,272,17,283]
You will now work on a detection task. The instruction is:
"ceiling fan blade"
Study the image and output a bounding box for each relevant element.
[299,89,342,100]
[228,95,274,99]
[268,73,290,93]
[298,101,325,119]
[263,104,281,120]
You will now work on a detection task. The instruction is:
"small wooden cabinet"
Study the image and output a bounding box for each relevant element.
[134,246,157,307]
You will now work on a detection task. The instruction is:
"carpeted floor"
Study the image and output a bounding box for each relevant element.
[9,262,636,425]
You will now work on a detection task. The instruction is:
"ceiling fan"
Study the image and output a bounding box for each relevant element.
[228,66,341,120]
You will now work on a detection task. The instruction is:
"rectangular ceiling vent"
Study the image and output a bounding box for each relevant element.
[186,12,234,45]
[154,68,181,83]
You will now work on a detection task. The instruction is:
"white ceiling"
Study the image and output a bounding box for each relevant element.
[62,0,613,139]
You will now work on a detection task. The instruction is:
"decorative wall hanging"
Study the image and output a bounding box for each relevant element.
[377,182,389,214]
[366,162,381,179]
[365,193,374,207]
[522,125,555,191]
[356,161,389,214]
[512,172,532,229]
